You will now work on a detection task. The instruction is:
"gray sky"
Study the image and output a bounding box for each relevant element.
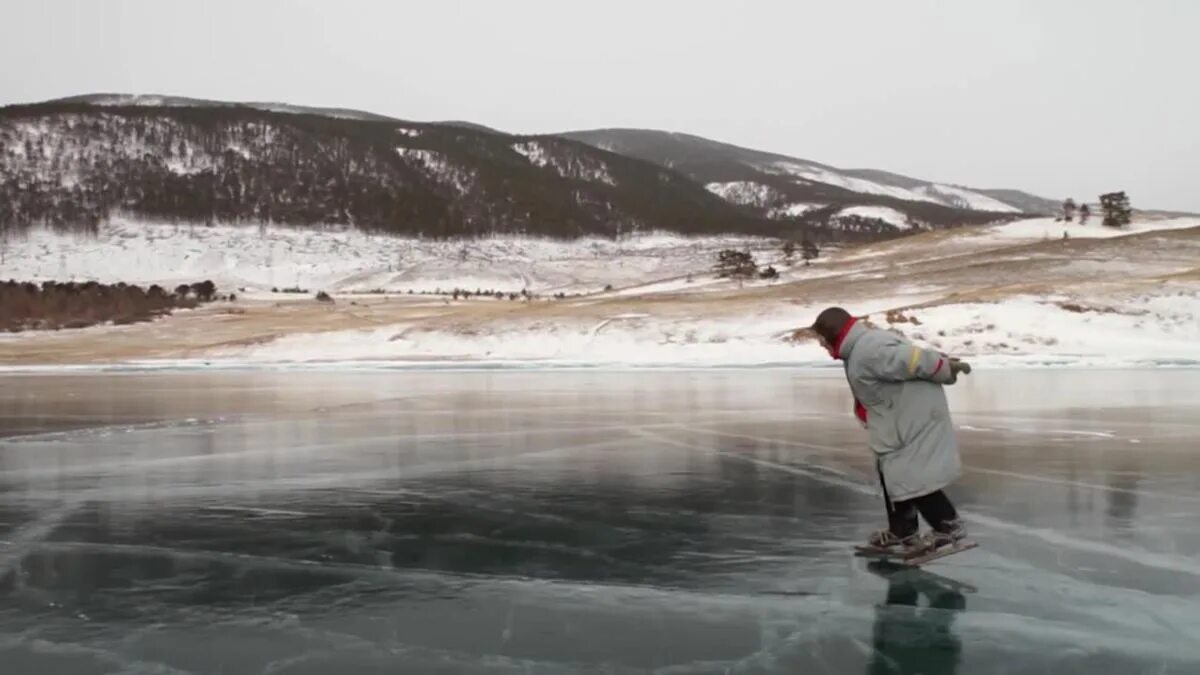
[5,0,1198,211]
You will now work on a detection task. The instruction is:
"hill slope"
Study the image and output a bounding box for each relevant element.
[2,94,1055,242]
[562,128,1054,226]
[0,101,778,239]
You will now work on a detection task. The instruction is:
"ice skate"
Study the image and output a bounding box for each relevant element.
[855,528,926,557]
[924,518,967,550]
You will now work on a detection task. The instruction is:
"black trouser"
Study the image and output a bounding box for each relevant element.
[887,490,958,539]
[877,460,958,538]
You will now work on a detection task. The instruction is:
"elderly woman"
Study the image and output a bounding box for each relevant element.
[811,307,972,555]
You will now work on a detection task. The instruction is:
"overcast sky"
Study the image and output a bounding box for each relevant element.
[5,0,1197,210]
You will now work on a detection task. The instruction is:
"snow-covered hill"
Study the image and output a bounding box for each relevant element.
[3,94,1109,249]
[0,101,770,239]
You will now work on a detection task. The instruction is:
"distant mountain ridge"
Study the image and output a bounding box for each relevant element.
[47,93,404,123]
[561,128,1061,217]
[51,94,512,134]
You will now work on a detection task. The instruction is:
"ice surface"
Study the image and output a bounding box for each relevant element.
[1,370,1199,673]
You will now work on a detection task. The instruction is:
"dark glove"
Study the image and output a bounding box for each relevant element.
[949,358,972,376]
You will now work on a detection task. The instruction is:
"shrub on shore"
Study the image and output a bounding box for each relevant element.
[0,279,219,332]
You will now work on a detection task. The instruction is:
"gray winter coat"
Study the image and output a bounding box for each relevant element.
[836,320,963,501]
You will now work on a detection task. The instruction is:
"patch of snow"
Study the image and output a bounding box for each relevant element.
[225,144,252,160]
[607,276,719,297]
[74,95,390,121]
[247,103,375,120]
[397,128,422,138]
[978,216,1200,243]
[197,293,938,368]
[921,184,1022,213]
[396,148,442,171]
[0,220,778,296]
[875,291,1200,367]
[704,181,781,208]
[761,161,940,205]
[757,161,1023,213]
[397,147,474,195]
[511,141,615,186]
[836,206,912,229]
[768,203,824,219]
[512,141,551,168]
[164,158,213,176]
[85,94,167,106]
[209,313,826,367]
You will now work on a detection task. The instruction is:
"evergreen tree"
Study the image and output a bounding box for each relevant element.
[1062,198,1077,222]
[781,240,797,266]
[801,239,820,266]
[1099,192,1132,228]
[1078,203,1091,225]
[714,249,757,281]
[190,280,216,301]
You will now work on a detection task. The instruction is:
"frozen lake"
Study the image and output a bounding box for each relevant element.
[2,369,1199,674]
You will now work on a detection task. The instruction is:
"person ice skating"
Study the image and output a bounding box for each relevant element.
[811,307,972,555]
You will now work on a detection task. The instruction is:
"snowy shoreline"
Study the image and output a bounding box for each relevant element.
[3,215,1198,372]
[2,355,1198,375]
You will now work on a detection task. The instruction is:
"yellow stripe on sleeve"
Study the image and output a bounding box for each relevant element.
[907,347,922,375]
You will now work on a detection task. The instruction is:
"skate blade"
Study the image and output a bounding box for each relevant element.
[854,540,978,566]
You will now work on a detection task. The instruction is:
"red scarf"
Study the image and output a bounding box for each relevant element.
[830,317,858,360]
[830,317,867,424]
[854,400,868,424]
